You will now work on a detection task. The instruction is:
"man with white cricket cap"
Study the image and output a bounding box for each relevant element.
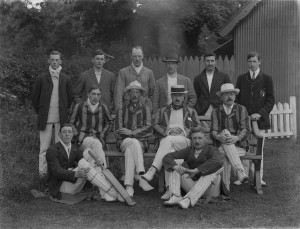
[142,85,200,199]
[211,83,250,191]
[115,80,154,197]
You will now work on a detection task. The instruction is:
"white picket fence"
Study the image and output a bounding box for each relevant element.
[266,96,297,139]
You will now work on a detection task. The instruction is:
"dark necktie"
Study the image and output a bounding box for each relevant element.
[252,72,255,80]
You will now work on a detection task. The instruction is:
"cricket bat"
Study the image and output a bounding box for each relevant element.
[88,150,136,206]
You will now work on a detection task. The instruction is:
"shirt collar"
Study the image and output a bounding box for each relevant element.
[167,73,177,79]
[60,140,71,153]
[249,68,260,78]
[87,98,99,112]
[131,63,143,74]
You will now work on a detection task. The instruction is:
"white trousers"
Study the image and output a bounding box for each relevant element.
[120,138,145,186]
[168,170,221,205]
[152,135,191,171]
[59,167,87,194]
[80,137,107,167]
[39,123,60,175]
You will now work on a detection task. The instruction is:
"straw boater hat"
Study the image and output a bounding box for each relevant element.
[124,80,146,94]
[170,85,188,94]
[162,53,180,63]
[216,83,240,97]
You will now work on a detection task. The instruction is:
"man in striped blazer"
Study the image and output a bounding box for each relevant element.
[115,81,154,197]
[142,85,200,199]
[69,85,112,168]
[211,83,250,191]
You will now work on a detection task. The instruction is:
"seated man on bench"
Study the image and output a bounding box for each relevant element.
[69,85,112,169]
[142,85,200,198]
[211,83,250,191]
[115,81,154,197]
[162,126,224,208]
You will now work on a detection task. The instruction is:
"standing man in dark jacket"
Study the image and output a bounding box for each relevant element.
[236,51,275,186]
[32,51,73,177]
[194,52,231,116]
[73,49,116,112]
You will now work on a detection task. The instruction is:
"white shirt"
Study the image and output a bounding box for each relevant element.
[249,68,260,79]
[223,104,234,115]
[94,68,102,84]
[60,140,71,158]
[206,71,214,92]
[167,73,178,105]
[87,98,99,112]
[132,63,143,74]
[168,108,186,136]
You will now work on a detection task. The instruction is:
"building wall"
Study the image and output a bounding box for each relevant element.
[233,0,300,132]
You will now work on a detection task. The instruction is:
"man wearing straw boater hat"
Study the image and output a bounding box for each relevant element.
[152,53,196,114]
[211,83,250,191]
[142,85,200,198]
[46,123,124,202]
[115,80,154,197]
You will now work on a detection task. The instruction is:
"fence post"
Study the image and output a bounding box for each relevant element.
[290,96,297,138]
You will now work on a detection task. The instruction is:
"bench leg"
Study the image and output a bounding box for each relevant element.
[252,159,263,195]
[158,169,165,193]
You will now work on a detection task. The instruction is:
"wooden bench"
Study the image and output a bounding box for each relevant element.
[104,116,264,195]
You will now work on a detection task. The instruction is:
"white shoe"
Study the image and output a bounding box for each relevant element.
[233,180,249,185]
[126,186,134,197]
[141,166,157,182]
[237,170,249,183]
[101,193,116,202]
[139,176,154,191]
[117,194,125,202]
[163,195,183,206]
[261,180,266,186]
[161,190,171,200]
[178,198,191,209]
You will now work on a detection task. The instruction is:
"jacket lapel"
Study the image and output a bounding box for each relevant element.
[89,69,99,85]
[161,76,168,99]
[57,142,69,160]
[200,71,209,93]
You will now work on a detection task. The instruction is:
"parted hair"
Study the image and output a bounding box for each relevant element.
[247,51,261,61]
[59,123,75,132]
[204,52,217,60]
[49,51,62,58]
[189,126,206,138]
[87,85,102,93]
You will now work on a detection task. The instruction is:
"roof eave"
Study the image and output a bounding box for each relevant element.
[219,0,262,37]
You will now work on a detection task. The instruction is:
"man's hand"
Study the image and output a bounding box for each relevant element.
[251,113,261,120]
[183,168,199,178]
[115,128,133,136]
[169,127,184,136]
[173,165,186,175]
[225,135,239,144]
[216,133,227,143]
[75,167,90,178]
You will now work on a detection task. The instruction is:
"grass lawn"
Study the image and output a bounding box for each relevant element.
[1,138,300,228]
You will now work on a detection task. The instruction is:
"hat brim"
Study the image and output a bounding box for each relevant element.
[216,89,240,97]
[124,86,146,94]
[170,91,188,94]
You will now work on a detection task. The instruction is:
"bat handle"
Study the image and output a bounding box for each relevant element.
[88,150,104,170]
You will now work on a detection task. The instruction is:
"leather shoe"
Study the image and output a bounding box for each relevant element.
[161,190,171,200]
[178,198,191,209]
[163,195,183,206]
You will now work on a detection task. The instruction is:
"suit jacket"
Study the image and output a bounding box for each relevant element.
[31,71,73,130]
[163,145,224,177]
[73,68,116,111]
[153,104,200,139]
[114,65,155,112]
[46,141,83,198]
[193,68,231,115]
[236,71,275,130]
[153,74,197,114]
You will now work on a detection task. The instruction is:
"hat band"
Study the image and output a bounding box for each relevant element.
[171,88,186,93]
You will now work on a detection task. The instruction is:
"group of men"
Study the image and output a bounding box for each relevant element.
[31,46,274,208]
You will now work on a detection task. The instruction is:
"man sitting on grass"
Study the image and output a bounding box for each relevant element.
[162,126,224,208]
[46,123,123,202]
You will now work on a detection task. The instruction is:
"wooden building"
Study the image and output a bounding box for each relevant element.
[220,0,300,134]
